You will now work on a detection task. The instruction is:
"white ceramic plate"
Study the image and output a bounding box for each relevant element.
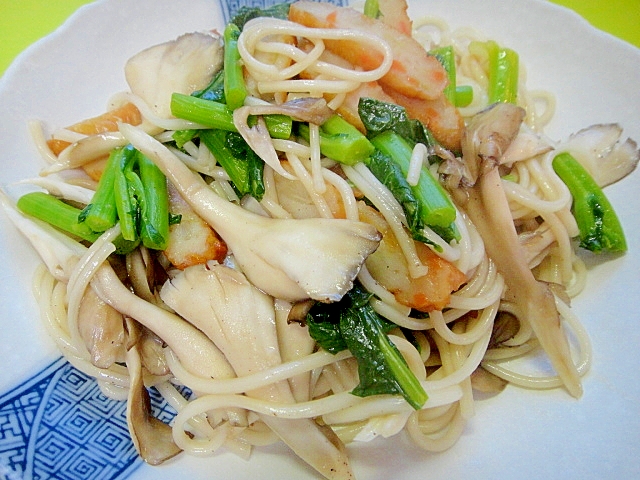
[0,1,638,479]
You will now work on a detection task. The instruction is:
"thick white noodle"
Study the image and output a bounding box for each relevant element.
[238,17,393,96]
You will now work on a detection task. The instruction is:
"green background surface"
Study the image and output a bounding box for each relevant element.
[0,0,639,77]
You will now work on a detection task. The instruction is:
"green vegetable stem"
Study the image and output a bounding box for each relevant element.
[552,152,627,253]
[138,153,170,250]
[370,131,456,229]
[170,93,237,131]
[18,191,101,243]
[70,143,173,251]
[297,114,375,165]
[113,146,140,242]
[356,98,459,243]
[485,40,519,104]
[170,93,292,139]
[223,23,248,111]
[79,146,134,232]
[363,0,380,18]
[470,40,519,104]
[430,45,474,108]
[16,191,138,254]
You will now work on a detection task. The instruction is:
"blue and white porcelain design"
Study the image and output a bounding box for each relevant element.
[0,358,183,480]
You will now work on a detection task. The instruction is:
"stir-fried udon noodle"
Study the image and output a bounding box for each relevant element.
[3,1,638,478]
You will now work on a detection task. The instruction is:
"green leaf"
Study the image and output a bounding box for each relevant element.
[358,97,437,149]
[231,2,292,31]
[199,130,265,201]
[307,284,427,410]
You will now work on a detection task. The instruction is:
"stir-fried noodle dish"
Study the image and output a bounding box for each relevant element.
[2,1,638,478]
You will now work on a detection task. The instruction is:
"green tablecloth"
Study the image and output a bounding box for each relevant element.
[1,0,638,76]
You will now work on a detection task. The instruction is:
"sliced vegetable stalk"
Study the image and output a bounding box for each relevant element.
[18,191,100,243]
[478,40,519,104]
[114,148,141,242]
[138,153,170,250]
[81,143,172,251]
[307,284,428,410]
[552,152,627,253]
[80,145,136,232]
[170,93,237,131]
[16,191,138,254]
[171,93,293,139]
[199,129,265,200]
[363,0,380,18]
[223,23,248,111]
[430,45,473,108]
[297,114,375,165]
[370,131,457,229]
[172,70,226,147]
[257,114,293,140]
[454,85,473,108]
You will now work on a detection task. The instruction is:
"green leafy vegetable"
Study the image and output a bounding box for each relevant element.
[358,97,437,149]
[192,68,226,103]
[552,152,626,253]
[357,98,459,242]
[231,2,292,31]
[370,131,454,228]
[366,149,431,244]
[307,284,428,410]
[199,129,265,200]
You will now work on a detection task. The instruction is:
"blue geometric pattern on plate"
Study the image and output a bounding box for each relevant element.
[0,357,183,480]
[219,0,350,23]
